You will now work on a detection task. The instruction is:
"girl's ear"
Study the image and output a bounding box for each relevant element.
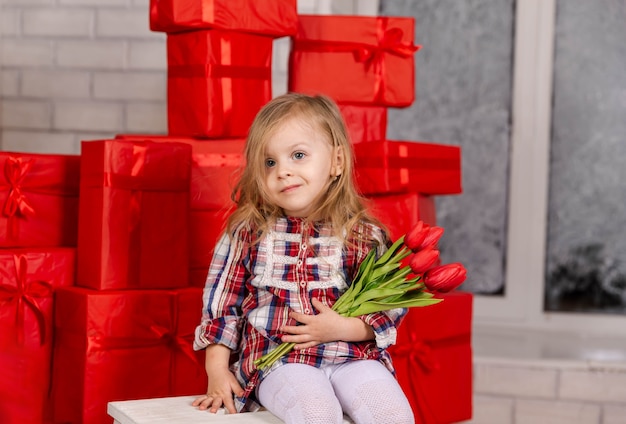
[332,146,344,177]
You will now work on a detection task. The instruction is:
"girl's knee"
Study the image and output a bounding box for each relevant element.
[285,399,344,424]
[345,379,414,424]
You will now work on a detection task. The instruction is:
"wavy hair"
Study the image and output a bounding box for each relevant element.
[227,92,386,245]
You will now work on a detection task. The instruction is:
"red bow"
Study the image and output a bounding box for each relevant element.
[354,27,420,72]
[391,331,440,373]
[3,156,36,218]
[0,254,52,345]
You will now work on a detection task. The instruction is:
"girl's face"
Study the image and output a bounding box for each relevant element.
[263,117,341,218]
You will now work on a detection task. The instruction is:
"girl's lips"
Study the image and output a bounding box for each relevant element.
[281,184,299,193]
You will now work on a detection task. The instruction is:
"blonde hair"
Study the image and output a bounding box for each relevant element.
[227,92,385,245]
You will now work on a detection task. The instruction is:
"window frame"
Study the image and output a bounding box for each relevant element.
[473,0,626,336]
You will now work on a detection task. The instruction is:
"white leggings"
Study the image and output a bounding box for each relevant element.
[256,361,414,424]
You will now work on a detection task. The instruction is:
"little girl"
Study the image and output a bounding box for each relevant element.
[192,93,414,424]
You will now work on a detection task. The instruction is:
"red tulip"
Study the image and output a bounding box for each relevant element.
[421,226,445,249]
[423,263,467,293]
[404,221,429,250]
[409,248,440,274]
[404,221,445,252]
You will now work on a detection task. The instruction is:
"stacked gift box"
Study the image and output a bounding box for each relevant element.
[1,2,471,424]
[0,152,79,424]
[48,139,213,424]
[48,3,301,423]
[287,13,472,423]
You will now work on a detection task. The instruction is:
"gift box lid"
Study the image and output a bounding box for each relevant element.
[150,0,298,37]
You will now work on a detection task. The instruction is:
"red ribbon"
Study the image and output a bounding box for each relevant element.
[2,157,36,242]
[391,332,470,423]
[293,21,420,101]
[150,324,202,373]
[356,156,459,170]
[127,145,146,287]
[293,27,419,68]
[168,64,271,80]
[3,157,36,218]
[0,254,53,345]
[194,153,243,168]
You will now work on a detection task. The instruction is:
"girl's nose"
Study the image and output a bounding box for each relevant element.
[277,164,293,178]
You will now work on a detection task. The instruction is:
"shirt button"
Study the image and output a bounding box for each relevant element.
[301,243,307,250]
[304,309,310,314]
[297,260,303,266]
[300,281,306,287]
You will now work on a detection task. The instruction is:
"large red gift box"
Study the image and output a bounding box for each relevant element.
[51,286,207,424]
[289,15,420,107]
[167,30,272,138]
[338,104,387,144]
[354,140,462,196]
[150,0,297,37]
[389,291,473,424]
[0,152,80,247]
[367,193,436,241]
[0,248,75,424]
[115,134,243,286]
[77,139,192,290]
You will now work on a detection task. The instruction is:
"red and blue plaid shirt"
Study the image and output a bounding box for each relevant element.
[194,216,406,411]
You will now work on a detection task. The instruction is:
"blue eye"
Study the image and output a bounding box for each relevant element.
[265,158,276,168]
[293,151,305,160]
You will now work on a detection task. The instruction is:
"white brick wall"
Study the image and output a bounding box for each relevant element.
[21,70,91,98]
[22,8,94,37]
[467,358,626,424]
[0,0,380,154]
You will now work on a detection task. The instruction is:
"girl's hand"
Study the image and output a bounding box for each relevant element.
[192,370,244,414]
[280,298,374,349]
[192,344,243,414]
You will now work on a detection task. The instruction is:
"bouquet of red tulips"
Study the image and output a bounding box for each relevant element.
[254,221,467,370]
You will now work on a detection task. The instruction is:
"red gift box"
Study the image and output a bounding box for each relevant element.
[115,134,245,210]
[338,104,387,144]
[389,291,473,424]
[170,287,208,396]
[289,15,420,107]
[51,286,207,424]
[77,139,192,290]
[367,193,436,241]
[354,140,462,196]
[150,0,297,37]
[189,209,229,287]
[0,152,80,247]
[0,248,75,424]
[167,30,272,138]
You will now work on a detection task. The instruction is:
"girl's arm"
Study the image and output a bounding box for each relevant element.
[192,344,244,414]
[192,227,251,413]
[194,228,250,352]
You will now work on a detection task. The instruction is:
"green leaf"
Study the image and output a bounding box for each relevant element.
[369,261,402,281]
[351,249,376,286]
[253,341,296,370]
[347,297,443,316]
[352,287,406,304]
[374,236,405,265]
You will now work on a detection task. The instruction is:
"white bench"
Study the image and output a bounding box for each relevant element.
[108,395,354,423]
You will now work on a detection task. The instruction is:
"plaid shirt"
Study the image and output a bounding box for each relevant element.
[194,216,406,412]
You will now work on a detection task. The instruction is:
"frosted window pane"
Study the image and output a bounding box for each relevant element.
[545,0,626,314]
[380,0,514,294]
